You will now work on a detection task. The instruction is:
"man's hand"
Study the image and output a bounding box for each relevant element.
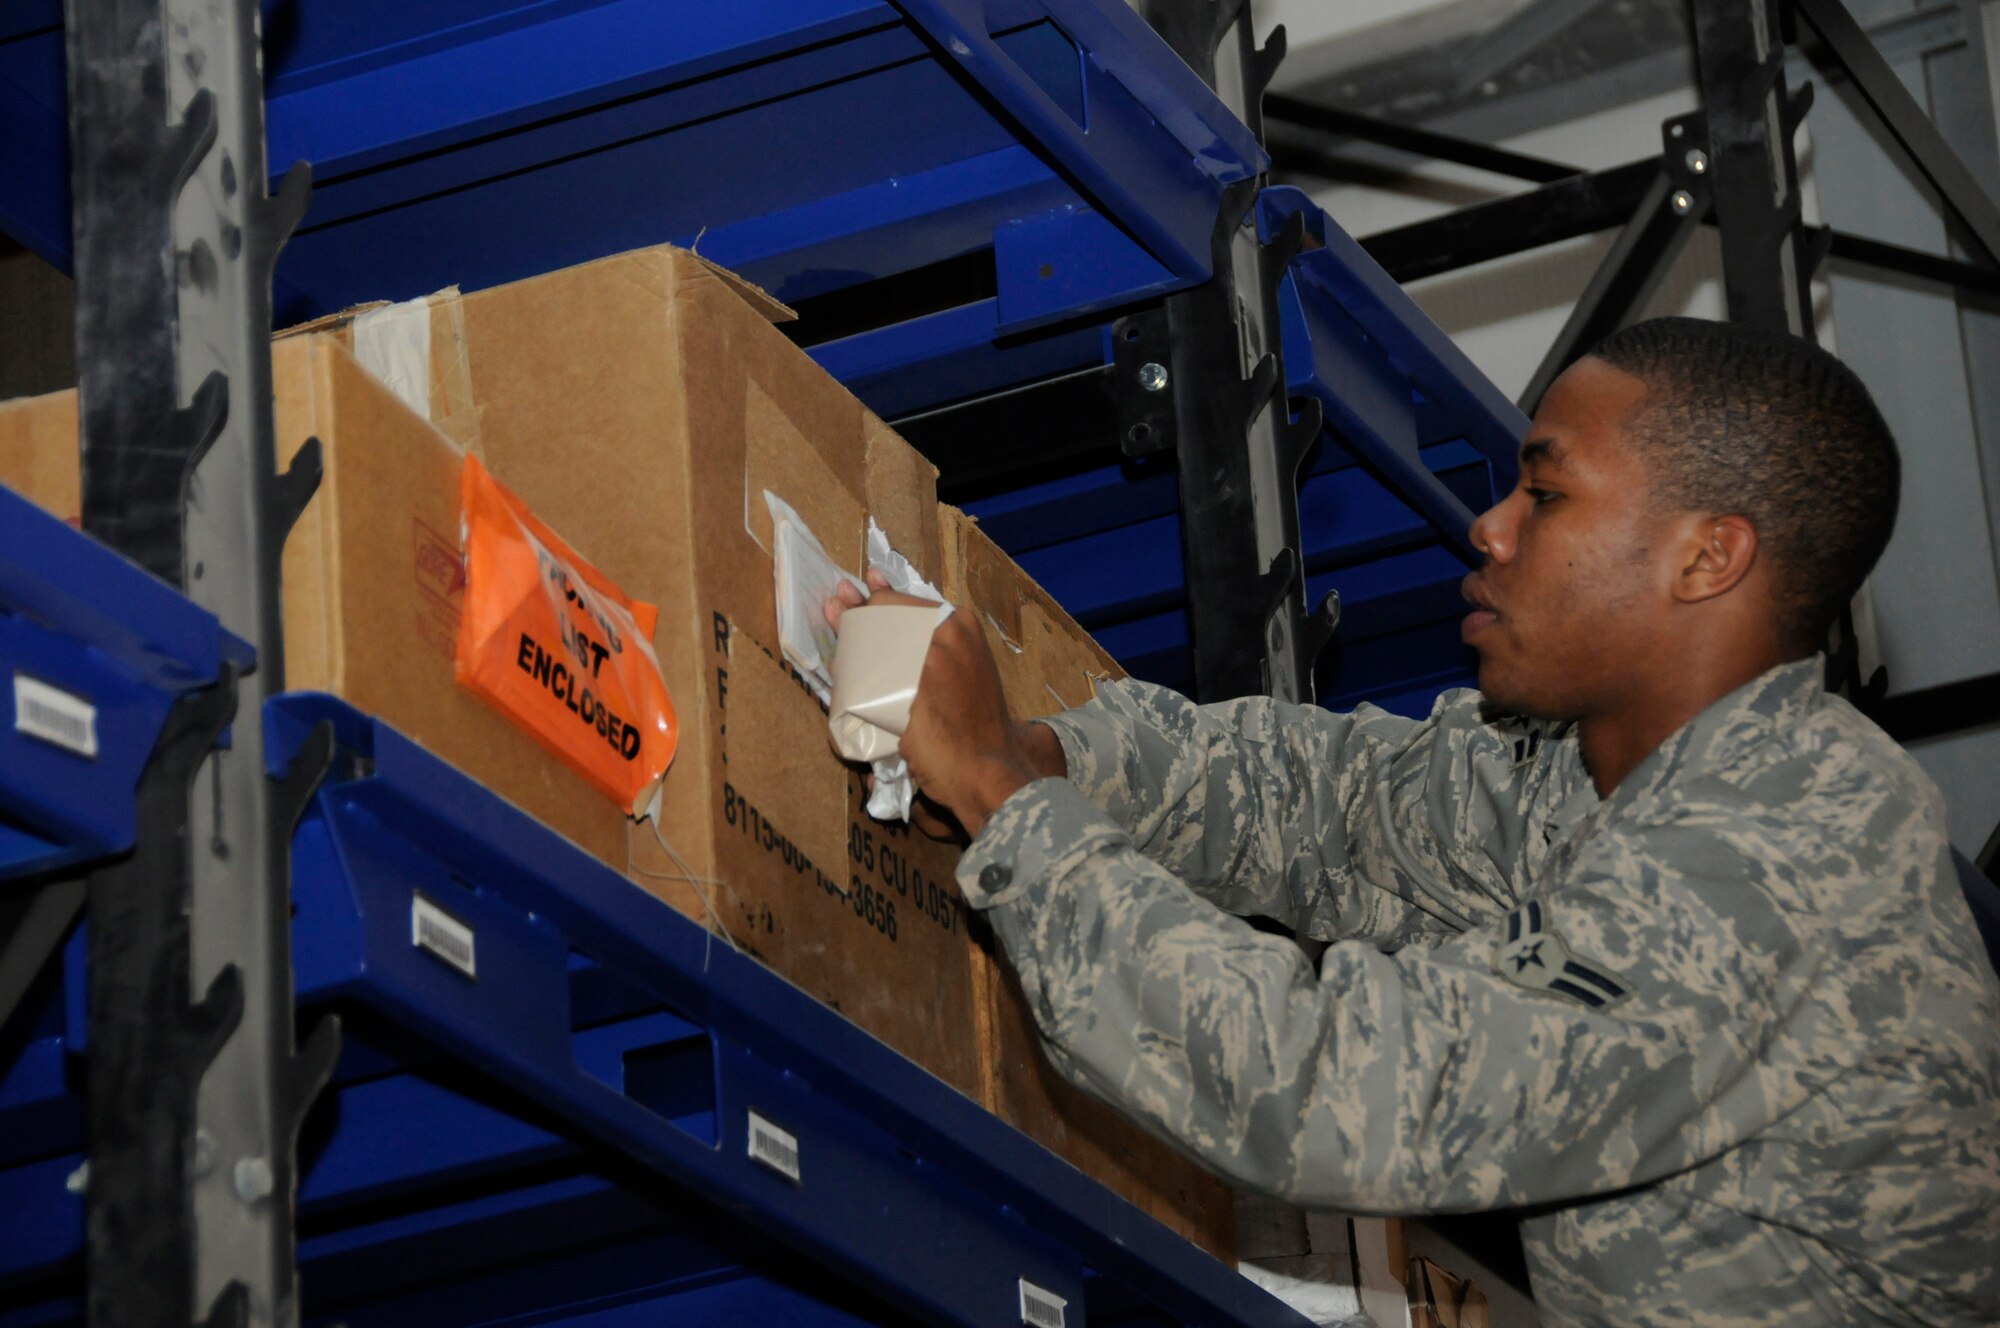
[826,572,1065,837]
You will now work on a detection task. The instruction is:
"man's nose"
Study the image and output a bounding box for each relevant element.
[1469,495,1514,563]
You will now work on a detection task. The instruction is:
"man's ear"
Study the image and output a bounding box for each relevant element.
[1674,514,1759,604]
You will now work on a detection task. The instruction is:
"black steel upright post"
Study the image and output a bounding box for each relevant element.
[65,0,336,1323]
[1689,0,1814,337]
[1122,0,1333,704]
[1689,0,1891,702]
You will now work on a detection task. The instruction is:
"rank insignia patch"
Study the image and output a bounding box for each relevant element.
[1493,899,1630,1009]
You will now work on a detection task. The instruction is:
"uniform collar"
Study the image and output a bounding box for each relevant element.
[1596,655,1826,810]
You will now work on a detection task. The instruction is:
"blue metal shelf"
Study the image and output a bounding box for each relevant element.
[0,673,1309,1326]
[0,0,1528,721]
[0,0,1258,355]
[0,485,253,880]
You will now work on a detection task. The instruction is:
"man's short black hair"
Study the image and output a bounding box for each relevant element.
[1588,316,1900,653]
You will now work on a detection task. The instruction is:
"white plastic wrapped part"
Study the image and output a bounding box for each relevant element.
[847,519,951,822]
[828,604,954,764]
[1236,1265,1375,1328]
[766,491,866,704]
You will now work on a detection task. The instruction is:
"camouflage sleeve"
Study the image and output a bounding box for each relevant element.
[958,778,1850,1214]
[1036,679,1562,943]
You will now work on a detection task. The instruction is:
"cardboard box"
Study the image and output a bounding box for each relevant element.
[0,246,982,1099]
[941,507,1238,1262]
[0,339,625,868]
[1409,1256,1488,1328]
[429,249,975,1095]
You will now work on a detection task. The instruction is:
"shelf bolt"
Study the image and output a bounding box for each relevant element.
[1138,363,1169,393]
[1685,148,1709,175]
[1671,189,1696,215]
[233,1156,274,1203]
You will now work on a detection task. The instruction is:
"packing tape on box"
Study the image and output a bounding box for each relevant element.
[353,296,433,420]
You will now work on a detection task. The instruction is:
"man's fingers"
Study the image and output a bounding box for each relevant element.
[823,579,871,630]
[865,568,893,592]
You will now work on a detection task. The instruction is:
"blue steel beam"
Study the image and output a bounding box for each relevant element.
[1260,187,1527,565]
[0,486,253,879]
[1001,443,1492,624]
[809,299,1107,418]
[0,0,1262,332]
[891,0,1264,280]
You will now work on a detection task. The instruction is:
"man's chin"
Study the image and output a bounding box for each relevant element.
[1475,658,1571,722]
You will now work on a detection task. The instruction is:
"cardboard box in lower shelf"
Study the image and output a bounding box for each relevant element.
[0,244,983,1102]
[941,506,1238,1263]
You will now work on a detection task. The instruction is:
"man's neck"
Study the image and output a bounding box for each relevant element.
[1577,649,1798,798]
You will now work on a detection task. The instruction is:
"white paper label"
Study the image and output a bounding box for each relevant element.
[1019,1279,1067,1328]
[411,893,477,980]
[13,674,98,759]
[747,1110,801,1183]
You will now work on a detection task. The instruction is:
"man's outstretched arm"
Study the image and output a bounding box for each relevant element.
[834,581,1559,943]
[957,781,1833,1214]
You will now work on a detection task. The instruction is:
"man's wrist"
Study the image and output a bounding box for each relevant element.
[1016,720,1068,780]
[961,752,1041,838]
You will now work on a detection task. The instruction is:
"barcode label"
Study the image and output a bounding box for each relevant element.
[747,1110,801,1183]
[14,674,98,759]
[410,893,477,979]
[1019,1280,1067,1328]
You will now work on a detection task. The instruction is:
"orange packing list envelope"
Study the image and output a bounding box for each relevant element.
[454,456,677,815]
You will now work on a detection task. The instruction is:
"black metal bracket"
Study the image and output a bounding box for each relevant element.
[1266,94,1578,185]
[1517,112,1713,414]
[84,671,240,1328]
[1109,307,1179,459]
[1128,0,1248,90]
[0,877,87,1039]
[269,719,343,1154]
[1164,178,1286,701]
[66,0,329,1322]
[1692,1,1813,333]
[69,5,208,589]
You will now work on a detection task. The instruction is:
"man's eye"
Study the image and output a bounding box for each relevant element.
[1525,487,1558,505]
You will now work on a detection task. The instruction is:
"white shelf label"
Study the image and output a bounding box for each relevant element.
[747,1110,801,1183]
[1019,1279,1067,1328]
[14,674,98,759]
[411,893,477,979]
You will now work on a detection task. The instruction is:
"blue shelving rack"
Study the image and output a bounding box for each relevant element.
[0,0,1525,712]
[0,1,1535,1322]
[0,563,1310,1323]
[0,486,254,882]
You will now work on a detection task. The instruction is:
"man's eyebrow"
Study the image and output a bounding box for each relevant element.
[1520,437,1567,468]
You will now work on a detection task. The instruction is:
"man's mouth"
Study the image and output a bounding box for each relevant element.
[1461,575,1500,644]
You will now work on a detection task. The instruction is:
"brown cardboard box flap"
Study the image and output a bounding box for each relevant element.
[0,389,81,520]
[683,249,796,324]
[276,299,395,340]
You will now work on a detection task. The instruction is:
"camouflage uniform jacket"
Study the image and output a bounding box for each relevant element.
[956,658,2000,1326]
